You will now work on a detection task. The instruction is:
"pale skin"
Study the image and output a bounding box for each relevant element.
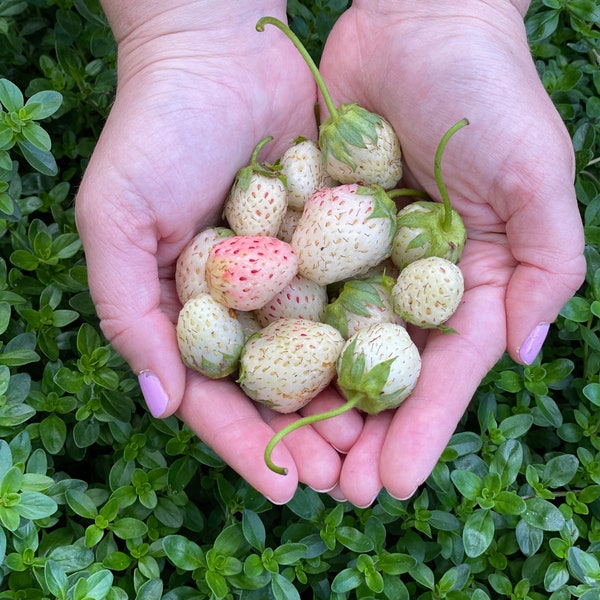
[76,0,586,506]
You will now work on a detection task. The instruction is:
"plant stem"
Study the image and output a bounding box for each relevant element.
[388,188,431,201]
[264,397,361,475]
[256,16,339,121]
[434,118,469,231]
[250,135,273,168]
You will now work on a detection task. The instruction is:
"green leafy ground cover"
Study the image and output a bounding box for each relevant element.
[0,0,599,598]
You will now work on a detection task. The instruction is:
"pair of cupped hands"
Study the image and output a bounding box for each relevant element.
[75,1,585,507]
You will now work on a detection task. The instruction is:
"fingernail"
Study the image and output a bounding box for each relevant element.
[519,322,550,365]
[388,487,418,501]
[138,370,169,418]
[354,491,381,509]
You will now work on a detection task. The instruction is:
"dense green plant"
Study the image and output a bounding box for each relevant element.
[0,0,599,598]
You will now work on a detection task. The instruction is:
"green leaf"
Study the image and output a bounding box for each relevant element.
[451,470,483,500]
[24,90,63,119]
[463,509,495,558]
[15,491,57,520]
[568,546,600,585]
[336,526,374,552]
[522,497,566,531]
[331,567,363,593]
[271,572,301,600]
[17,139,58,176]
[163,535,204,571]
[542,454,579,487]
[85,569,114,599]
[111,517,148,540]
[65,488,98,519]
[242,509,265,551]
[44,560,68,599]
[0,78,24,111]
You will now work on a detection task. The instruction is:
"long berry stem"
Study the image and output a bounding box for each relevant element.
[435,118,469,231]
[264,397,361,475]
[256,16,339,121]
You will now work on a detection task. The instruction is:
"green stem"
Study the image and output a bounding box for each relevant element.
[264,397,361,475]
[388,188,431,201]
[250,135,273,169]
[434,118,469,231]
[256,16,339,121]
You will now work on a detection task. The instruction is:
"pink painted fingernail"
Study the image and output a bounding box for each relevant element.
[138,370,169,418]
[519,322,550,365]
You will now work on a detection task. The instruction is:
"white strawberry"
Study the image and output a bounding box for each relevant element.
[322,273,405,339]
[262,321,420,475]
[235,310,263,340]
[392,256,464,328]
[322,112,402,190]
[238,318,345,413]
[205,235,299,311]
[223,136,288,237]
[280,138,330,211]
[336,322,421,413]
[176,293,245,378]
[391,119,469,269]
[276,207,303,244]
[254,273,328,327]
[291,183,397,285]
[257,17,402,190]
[175,226,234,304]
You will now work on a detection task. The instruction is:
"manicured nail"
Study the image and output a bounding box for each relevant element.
[519,322,550,365]
[138,370,169,418]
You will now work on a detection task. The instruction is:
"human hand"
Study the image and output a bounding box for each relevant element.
[75,1,363,503]
[317,0,586,505]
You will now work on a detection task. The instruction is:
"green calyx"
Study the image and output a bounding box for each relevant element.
[336,336,404,415]
[395,200,467,266]
[235,135,285,191]
[256,16,386,171]
[319,103,382,170]
[323,274,396,339]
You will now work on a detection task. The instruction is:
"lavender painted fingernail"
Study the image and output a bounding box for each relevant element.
[138,370,169,418]
[519,322,550,365]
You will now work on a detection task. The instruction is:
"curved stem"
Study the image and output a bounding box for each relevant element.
[256,16,339,121]
[264,397,361,475]
[250,135,274,169]
[388,188,431,201]
[434,118,469,231]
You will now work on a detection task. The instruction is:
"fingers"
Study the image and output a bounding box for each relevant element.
[177,373,300,504]
[337,410,393,507]
[378,243,509,499]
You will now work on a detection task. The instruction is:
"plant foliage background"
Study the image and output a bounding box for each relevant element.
[0,0,599,598]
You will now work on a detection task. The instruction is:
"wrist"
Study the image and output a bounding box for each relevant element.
[351,0,531,19]
[100,0,289,44]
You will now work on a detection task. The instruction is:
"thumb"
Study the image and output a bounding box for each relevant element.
[503,157,586,365]
[75,182,187,419]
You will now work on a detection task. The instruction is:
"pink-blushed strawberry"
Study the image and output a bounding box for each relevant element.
[392,256,464,328]
[223,136,288,237]
[291,183,397,285]
[238,318,345,413]
[175,226,235,304]
[205,235,299,311]
[254,273,328,327]
[322,273,405,339]
[177,293,245,378]
[391,119,469,269]
[335,322,421,413]
[280,138,331,211]
[262,321,420,475]
[276,207,303,244]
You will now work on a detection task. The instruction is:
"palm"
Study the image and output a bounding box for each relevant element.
[319,3,585,504]
[76,26,364,501]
